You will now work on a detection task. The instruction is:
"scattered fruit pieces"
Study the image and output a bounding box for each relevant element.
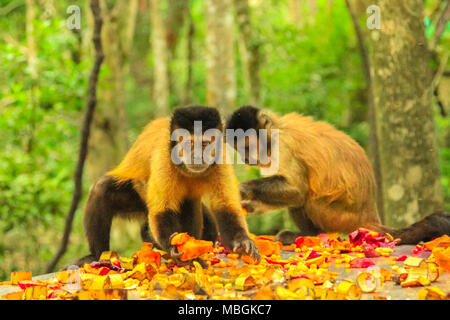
[11,272,32,285]
[170,233,214,261]
[1,228,449,300]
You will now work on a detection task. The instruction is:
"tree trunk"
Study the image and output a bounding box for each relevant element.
[306,0,317,23]
[288,0,304,28]
[306,0,317,16]
[365,0,443,227]
[25,0,38,153]
[345,0,384,222]
[150,0,170,117]
[166,0,190,108]
[326,0,334,12]
[46,0,104,273]
[205,0,236,113]
[234,0,262,105]
[182,3,195,106]
[166,0,188,58]
[129,0,152,97]
[123,0,139,56]
[87,0,135,182]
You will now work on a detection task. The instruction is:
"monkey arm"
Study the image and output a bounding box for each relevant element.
[207,186,249,242]
[145,169,186,256]
[212,206,261,262]
[147,209,182,252]
[207,168,261,261]
[239,175,304,207]
[240,199,282,215]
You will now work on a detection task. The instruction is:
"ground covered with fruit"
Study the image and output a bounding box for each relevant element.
[1,229,450,300]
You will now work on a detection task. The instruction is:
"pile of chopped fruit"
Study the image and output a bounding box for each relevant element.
[1,230,449,300]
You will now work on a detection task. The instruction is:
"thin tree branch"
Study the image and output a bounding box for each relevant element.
[429,0,443,23]
[183,1,195,106]
[431,0,450,50]
[431,51,449,118]
[46,0,104,273]
[434,87,447,117]
[0,0,24,16]
[345,0,371,87]
[432,52,449,91]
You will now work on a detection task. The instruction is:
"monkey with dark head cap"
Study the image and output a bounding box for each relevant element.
[75,105,260,266]
[226,105,450,245]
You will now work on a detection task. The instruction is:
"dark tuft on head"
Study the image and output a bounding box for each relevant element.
[171,105,222,133]
[226,105,260,131]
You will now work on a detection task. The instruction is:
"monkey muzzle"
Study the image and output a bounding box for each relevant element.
[184,163,210,173]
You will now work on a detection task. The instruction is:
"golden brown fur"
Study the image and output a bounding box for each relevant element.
[272,111,380,233]
[228,106,450,245]
[108,117,246,245]
[76,106,261,266]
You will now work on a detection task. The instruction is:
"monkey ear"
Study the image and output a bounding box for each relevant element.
[257,110,273,131]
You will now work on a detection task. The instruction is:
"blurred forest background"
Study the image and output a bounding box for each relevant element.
[0,0,449,278]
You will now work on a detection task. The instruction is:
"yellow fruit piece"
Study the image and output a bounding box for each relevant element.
[11,271,32,285]
[336,280,361,300]
[356,272,377,293]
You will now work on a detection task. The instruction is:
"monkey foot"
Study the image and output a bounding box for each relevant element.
[274,230,302,245]
[63,254,97,270]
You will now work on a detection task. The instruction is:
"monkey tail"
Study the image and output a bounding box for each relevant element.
[363,211,450,244]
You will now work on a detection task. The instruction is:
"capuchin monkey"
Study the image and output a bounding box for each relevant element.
[75,106,260,266]
[226,105,450,245]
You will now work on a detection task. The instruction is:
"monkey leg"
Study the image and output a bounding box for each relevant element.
[201,204,218,242]
[148,199,211,268]
[274,207,323,245]
[141,203,216,247]
[178,199,204,239]
[148,198,204,256]
[215,210,260,261]
[140,221,156,243]
[84,175,147,259]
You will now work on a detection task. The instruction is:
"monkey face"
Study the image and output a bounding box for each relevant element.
[171,130,222,177]
[226,105,279,174]
[169,105,224,177]
[225,130,272,167]
[239,134,261,166]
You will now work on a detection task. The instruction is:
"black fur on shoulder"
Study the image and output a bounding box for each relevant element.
[226,105,260,132]
[170,105,222,133]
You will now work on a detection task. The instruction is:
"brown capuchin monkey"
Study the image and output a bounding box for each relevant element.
[75,105,260,266]
[225,105,450,245]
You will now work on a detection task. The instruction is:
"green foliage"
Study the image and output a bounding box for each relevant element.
[436,116,450,212]
[0,14,88,278]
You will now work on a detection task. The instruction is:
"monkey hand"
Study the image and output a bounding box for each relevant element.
[64,254,97,269]
[167,232,211,268]
[168,232,185,263]
[241,200,274,215]
[238,182,255,200]
[274,230,302,245]
[167,247,208,268]
[231,234,261,262]
[241,200,256,213]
